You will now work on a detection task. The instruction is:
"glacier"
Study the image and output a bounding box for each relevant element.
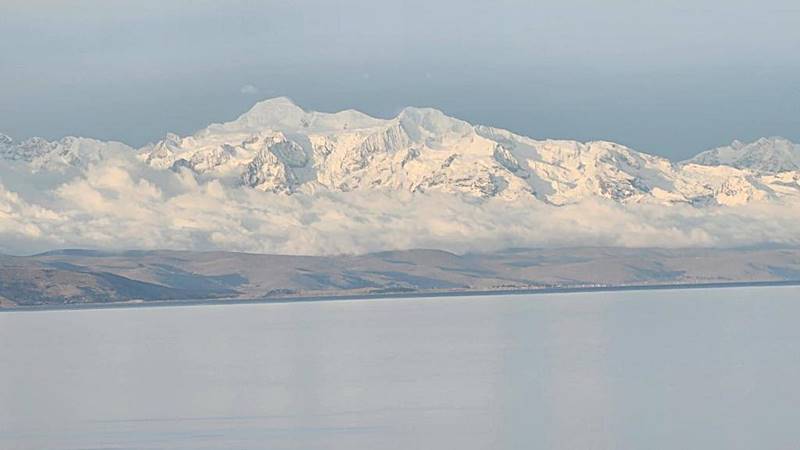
[1,97,799,255]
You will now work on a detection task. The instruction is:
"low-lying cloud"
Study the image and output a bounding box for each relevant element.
[2,158,799,256]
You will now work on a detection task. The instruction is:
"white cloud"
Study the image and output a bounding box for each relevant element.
[240,84,259,95]
[1,158,800,256]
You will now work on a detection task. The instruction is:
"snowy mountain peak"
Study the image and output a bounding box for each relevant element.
[241,96,303,116]
[207,96,386,135]
[3,99,800,208]
[255,95,298,107]
[226,96,306,130]
[0,133,12,146]
[685,137,800,173]
[0,135,134,171]
[126,98,800,206]
[397,107,473,138]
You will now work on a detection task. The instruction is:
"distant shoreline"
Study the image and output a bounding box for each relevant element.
[3,279,800,313]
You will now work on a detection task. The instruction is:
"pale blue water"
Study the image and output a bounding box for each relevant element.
[2,286,799,449]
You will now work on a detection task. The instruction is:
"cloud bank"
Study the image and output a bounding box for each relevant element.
[240,84,259,95]
[1,156,799,256]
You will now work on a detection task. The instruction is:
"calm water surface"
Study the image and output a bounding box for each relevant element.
[2,286,799,449]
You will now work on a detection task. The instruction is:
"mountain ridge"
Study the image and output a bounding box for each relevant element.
[1,98,799,255]
[3,98,796,163]
[127,98,800,206]
[685,136,800,173]
[3,246,800,308]
[2,97,797,175]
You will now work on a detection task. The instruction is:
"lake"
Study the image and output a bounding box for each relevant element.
[2,286,799,449]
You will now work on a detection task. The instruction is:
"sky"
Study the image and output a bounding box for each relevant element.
[1,0,799,160]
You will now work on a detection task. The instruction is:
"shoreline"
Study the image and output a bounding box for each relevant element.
[2,279,800,313]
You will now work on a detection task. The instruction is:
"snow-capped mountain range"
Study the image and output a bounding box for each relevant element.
[3,97,798,207]
[2,97,800,255]
[0,134,130,172]
[687,137,800,173]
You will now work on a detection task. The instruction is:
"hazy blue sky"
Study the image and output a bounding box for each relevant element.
[1,0,799,159]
